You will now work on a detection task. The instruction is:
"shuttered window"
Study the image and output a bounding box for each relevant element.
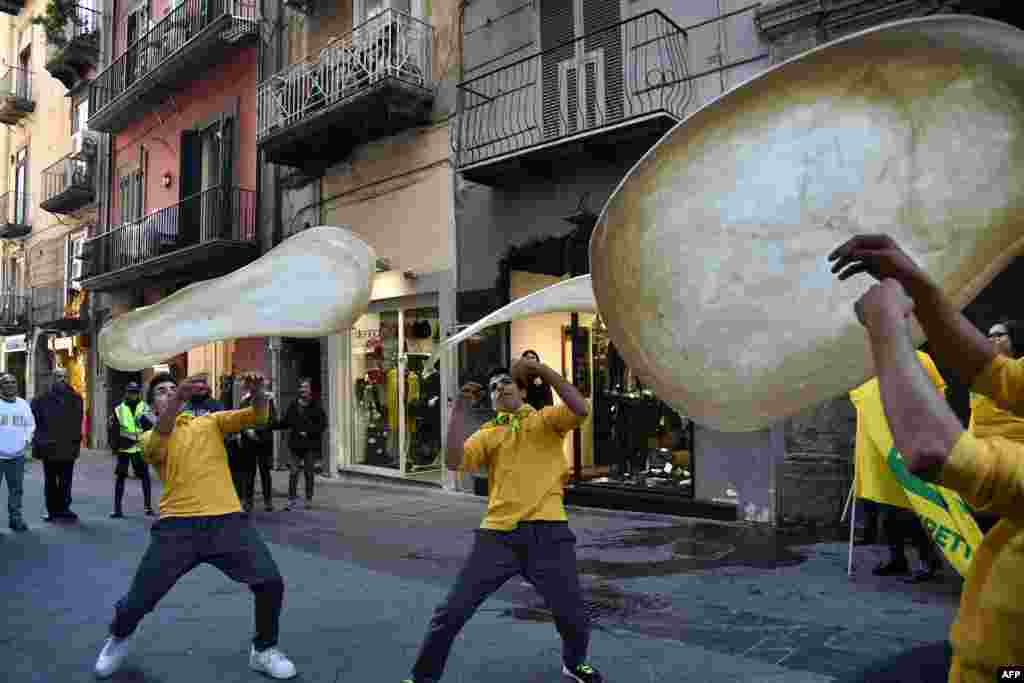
[539,0,622,139]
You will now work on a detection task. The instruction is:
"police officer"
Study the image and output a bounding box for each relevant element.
[110,382,154,518]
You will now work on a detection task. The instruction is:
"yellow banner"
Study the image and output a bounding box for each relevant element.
[851,375,983,577]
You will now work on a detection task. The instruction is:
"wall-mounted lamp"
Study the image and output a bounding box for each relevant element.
[161,172,173,188]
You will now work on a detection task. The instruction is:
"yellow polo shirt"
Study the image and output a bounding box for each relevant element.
[141,406,268,518]
[462,403,585,531]
[935,354,1024,683]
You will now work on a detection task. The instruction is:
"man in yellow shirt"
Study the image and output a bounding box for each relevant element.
[402,358,603,683]
[94,373,297,681]
[831,234,1024,683]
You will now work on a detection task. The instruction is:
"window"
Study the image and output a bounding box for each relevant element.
[13,147,29,225]
[71,96,89,135]
[118,167,145,223]
[65,232,86,298]
[355,0,414,24]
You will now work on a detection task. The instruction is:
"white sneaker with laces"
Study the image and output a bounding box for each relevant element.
[94,635,132,678]
[249,645,297,679]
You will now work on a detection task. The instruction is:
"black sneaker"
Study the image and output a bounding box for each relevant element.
[110,511,125,519]
[563,663,603,682]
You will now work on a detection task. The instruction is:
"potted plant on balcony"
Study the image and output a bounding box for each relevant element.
[34,0,99,89]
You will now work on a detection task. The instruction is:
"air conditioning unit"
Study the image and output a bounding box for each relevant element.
[72,131,99,158]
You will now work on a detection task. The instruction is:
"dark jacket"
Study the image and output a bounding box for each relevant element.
[183,394,224,417]
[276,399,327,451]
[31,383,84,462]
[239,394,277,447]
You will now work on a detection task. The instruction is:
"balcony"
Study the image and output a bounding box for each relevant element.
[44,4,101,90]
[0,0,25,15]
[32,286,89,333]
[79,185,258,292]
[0,67,35,124]
[0,193,32,239]
[88,0,258,133]
[41,153,96,214]
[257,9,434,173]
[0,291,29,335]
[456,10,688,186]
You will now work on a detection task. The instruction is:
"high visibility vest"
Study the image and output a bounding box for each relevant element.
[115,401,147,454]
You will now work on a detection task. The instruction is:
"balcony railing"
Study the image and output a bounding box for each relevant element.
[31,285,88,331]
[456,10,689,173]
[0,66,34,124]
[0,192,32,238]
[41,154,96,214]
[81,185,256,284]
[0,291,28,332]
[256,8,434,169]
[89,0,258,132]
[45,4,101,89]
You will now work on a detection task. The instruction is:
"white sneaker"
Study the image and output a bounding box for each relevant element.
[249,645,297,679]
[94,635,132,678]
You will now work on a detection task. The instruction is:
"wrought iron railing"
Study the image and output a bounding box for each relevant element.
[41,154,95,205]
[90,0,258,116]
[62,3,100,44]
[0,192,32,227]
[0,290,28,329]
[31,286,75,326]
[456,10,690,168]
[257,8,433,140]
[81,186,256,279]
[0,66,32,101]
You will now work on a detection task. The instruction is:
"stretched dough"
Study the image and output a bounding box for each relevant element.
[99,226,376,371]
[429,275,596,369]
[591,15,1024,431]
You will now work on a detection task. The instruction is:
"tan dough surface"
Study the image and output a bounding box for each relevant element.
[591,15,1024,431]
[99,226,376,371]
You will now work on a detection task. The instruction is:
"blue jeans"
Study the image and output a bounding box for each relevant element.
[0,456,24,522]
[411,521,590,682]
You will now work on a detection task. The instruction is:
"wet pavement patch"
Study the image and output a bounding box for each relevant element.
[501,582,671,625]
[574,522,835,578]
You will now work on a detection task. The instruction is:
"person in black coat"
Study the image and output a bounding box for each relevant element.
[521,350,554,411]
[275,378,326,510]
[31,367,84,522]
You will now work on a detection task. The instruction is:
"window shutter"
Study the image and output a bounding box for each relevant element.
[540,0,575,140]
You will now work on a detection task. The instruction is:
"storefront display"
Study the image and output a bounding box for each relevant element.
[349,305,443,480]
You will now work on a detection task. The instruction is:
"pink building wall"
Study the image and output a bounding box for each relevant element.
[108,48,257,225]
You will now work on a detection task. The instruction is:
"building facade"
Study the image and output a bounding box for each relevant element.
[78,0,265,441]
[257,0,459,483]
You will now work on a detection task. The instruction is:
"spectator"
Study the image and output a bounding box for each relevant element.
[275,378,326,511]
[0,372,34,532]
[239,377,278,513]
[31,367,84,523]
[109,382,154,518]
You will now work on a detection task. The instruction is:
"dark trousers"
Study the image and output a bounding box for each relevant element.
[228,442,256,508]
[0,457,24,521]
[110,513,284,651]
[245,443,274,506]
[411,522,590,682]
[860,499,880,543]
[288,448,317,501]
[836,641,951,682]
[42,459,75,515]
[114,451,152,512]
[885,506,939,569]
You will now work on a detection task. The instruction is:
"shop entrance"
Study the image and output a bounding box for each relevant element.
[348,298,442,483]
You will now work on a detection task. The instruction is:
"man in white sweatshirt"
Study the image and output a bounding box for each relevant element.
[0,372,35,532]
